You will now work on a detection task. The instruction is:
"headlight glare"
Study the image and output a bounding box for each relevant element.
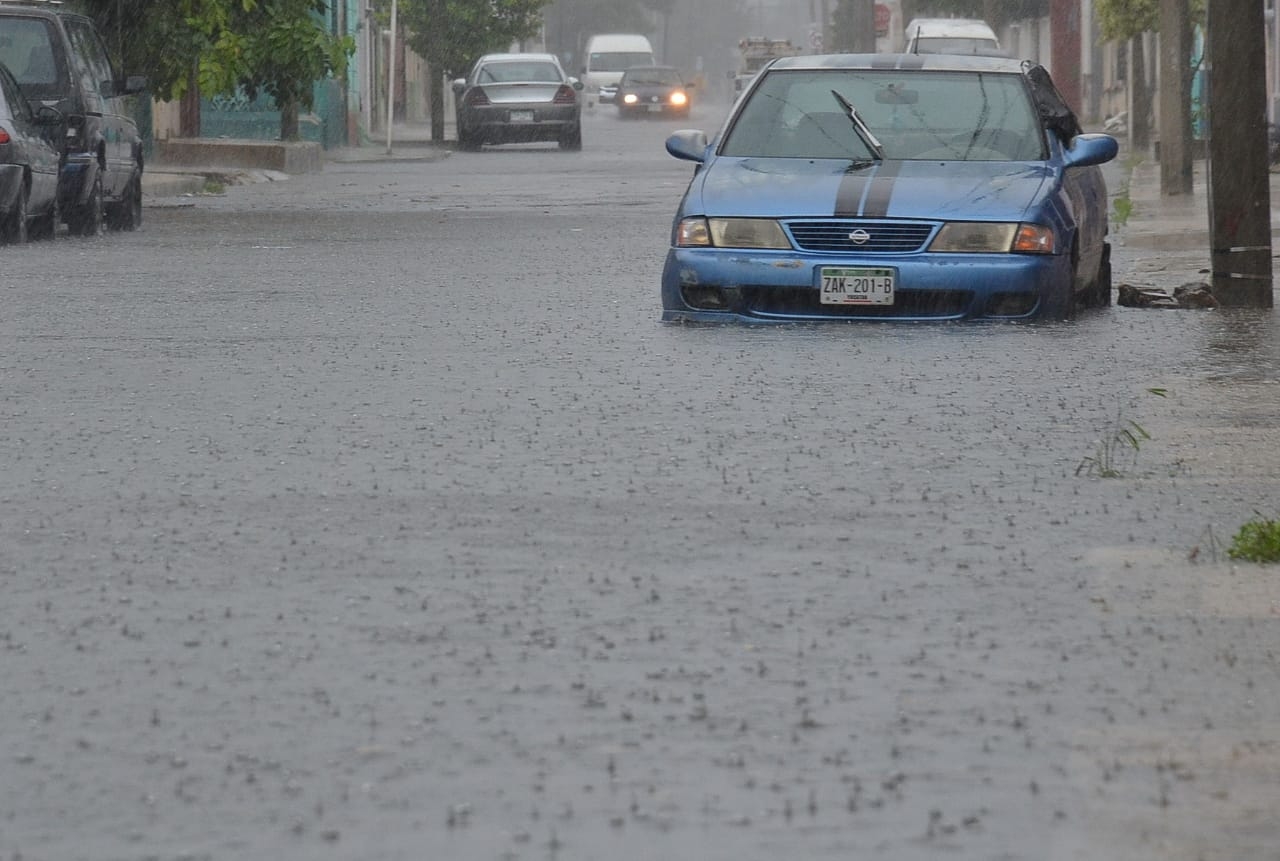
[623,93,638,105]
[708,218,791,249]
[670,91,688,106]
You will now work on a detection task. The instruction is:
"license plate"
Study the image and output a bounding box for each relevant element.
[819,267,895,305]
[510,110,534,122]
[647,104,663,112]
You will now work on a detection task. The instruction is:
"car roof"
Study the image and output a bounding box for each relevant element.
[767,53,1028,75]
[478,53,560,65]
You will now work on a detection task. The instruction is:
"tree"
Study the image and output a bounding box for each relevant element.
[232,0,354,140]
[391,0,549,143]
[80,0,351,140]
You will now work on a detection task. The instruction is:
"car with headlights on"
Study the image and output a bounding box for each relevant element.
[452,53,584,151]
[616,65,692,118]
[660,54,1118,322]
[0,60,60,243]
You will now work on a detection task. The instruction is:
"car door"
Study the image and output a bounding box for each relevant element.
[63,17,131,198]
[0,62,58,211]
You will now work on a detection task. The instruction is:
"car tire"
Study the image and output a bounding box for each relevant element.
[29,189,59,241]
[457,125,481,151]
[69,174,105,238]
[559,124,583,151]
[108,173,142,232]
[1,180,29,245]
[1094,243,1112,306]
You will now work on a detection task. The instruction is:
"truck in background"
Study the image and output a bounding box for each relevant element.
[733,38,802,96]
[580,34,656,105]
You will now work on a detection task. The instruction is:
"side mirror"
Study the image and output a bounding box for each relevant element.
[451,78,466,96]
[1063,133,1119,168]
[685,81,696,89]
[666,129,709,163]
[572,79,584,91]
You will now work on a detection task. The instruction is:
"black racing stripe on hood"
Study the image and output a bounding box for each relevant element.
[861,159,902,218]
[835,165,872,216]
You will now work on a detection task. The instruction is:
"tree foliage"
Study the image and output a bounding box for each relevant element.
[1094,0,1204,41]
[79,0,352,138]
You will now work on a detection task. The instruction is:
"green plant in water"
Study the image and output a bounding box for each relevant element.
[1076,388,1167,478]
[202,179,226,195]
[1227,515,1280,563]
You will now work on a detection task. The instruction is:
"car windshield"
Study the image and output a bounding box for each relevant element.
[478,61,562,84]
[622,68,681,86]
[721,69,1044,161]
[590,52,653,72]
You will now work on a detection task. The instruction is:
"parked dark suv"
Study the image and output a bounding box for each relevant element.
[0,0,146,235]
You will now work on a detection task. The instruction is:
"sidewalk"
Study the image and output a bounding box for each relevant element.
[1119,156,1280,250]
[143,120,450,198]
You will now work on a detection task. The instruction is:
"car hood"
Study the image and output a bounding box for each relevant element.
[689,157,1054,221]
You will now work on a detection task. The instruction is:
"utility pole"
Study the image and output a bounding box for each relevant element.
[1157,0,1191,195]
[1205,0,1273,305]
[386,0,398,155]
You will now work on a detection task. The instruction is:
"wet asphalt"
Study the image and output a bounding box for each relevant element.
[1,104,1278,861]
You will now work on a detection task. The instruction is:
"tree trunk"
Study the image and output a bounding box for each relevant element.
[1157,0,1192,194]
[179,64,200,138]
[1206,0,1273,304]
[1129,35,1151,152]
[280,98,300,142]
[430,70,445,143]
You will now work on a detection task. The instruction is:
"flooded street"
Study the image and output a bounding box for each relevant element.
[2,105,1278,860]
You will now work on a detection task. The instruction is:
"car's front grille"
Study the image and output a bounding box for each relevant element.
[786,220,937,253]
[741,286,973,319]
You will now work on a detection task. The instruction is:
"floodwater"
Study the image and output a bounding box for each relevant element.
[1,105,1278,861]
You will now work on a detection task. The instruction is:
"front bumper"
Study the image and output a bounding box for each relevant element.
[660,247,1073,322]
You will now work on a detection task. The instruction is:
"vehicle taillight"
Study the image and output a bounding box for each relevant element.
[0,126,10,144]
[466,88,490,107]
[553,85,576,105]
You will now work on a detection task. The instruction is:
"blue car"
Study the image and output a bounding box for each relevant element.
[661,54,1119,322]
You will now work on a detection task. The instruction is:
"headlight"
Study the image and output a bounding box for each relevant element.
[675,217,791,249]
[709,218,791,249]
[622,93,638,105]
[929,222,1054,254]
[670,91,688,106]
[676,217,712,246]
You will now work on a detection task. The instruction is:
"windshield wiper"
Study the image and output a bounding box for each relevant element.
[831,89,884,160]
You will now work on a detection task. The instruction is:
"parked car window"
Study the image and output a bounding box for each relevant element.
[0,17,64,96]
[478,62,563,84]
[63,18,110,108]
[0,61,33,122]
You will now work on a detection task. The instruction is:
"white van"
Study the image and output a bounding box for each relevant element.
[581,34,655,103]
[903,18,1003,56]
